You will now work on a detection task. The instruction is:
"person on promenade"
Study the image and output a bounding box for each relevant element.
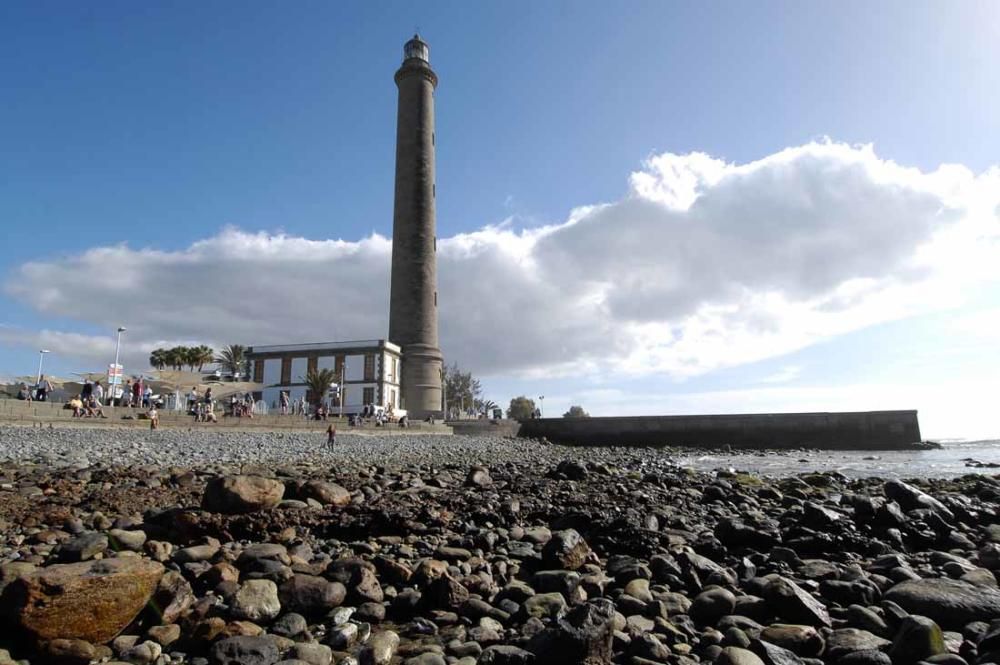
[147,405,159,430]
[204,401,218,423]
[280,390,289,415]
[326,422,336,450]
[93,381,104,404]
[35,375,51,401]
[17,383,32,401]
[86,396,107,418]
[187,387,199,413]
[68,395,84,417]
[143,385,152,408]
[122,379,133,407]
[81,380,93,401]
[133,378,143,408]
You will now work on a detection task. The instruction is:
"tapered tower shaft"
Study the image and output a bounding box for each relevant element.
[389,35,443,418]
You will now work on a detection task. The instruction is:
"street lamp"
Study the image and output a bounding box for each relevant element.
[36,349,50,384]
[110,327,126,405]
[538,395,545,418]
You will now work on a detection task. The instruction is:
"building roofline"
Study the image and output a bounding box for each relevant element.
[248,340,401,355]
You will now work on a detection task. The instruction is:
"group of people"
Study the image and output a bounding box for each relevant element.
[66,394,107,418]
[15,375,54,402]
[119,378,153,408]
[185,387,218,423]
[278,391,310,416]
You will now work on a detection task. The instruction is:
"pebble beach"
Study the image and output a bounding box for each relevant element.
[1,426,1000,665]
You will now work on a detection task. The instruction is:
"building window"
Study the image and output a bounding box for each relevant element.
[253,360,264,384]
[390,389,396,408]
[335,355,344,379]
[364,354,375,382]
[307,356,317,375]
[363,387,375,406]
[280,357,292,385]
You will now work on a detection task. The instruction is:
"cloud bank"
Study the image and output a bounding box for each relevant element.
[4,141,998,379]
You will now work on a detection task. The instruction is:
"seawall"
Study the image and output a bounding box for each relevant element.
[518,410,922,450]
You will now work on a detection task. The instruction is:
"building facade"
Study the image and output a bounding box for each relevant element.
[247,340,402,414]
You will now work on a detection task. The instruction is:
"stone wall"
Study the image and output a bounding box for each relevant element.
[518,410,922,450]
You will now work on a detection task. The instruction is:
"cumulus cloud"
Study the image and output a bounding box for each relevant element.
[4,141,998,379]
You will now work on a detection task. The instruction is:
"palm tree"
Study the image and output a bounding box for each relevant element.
[166,347,186,371]
[479,399,499,418]
[194,345,214,372]
[148,349,167,370]
[183,347,201,371]
[303,368,338,408]
[215,344,247,380]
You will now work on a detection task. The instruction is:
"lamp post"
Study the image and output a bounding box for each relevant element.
[36,349,50,384]
[538,395,545,418]
[339,361,346,419]
[110,326,126,405]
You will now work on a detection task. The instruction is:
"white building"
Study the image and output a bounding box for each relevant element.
[247,340,403,414]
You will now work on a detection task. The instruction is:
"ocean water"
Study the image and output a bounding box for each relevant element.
[672,439,1000,479]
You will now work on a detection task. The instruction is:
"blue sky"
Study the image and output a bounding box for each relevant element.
[2,2,999,438]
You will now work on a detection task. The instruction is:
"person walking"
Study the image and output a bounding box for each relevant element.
[35,375,51,402]
[93,381,105,404]
[326,422,336,450]
[280,390,289,415]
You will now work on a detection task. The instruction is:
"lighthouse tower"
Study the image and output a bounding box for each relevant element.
[389,35,443,419]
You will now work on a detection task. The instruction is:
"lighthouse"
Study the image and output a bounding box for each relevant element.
[388,35,443,419]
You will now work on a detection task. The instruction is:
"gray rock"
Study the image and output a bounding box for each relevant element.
[59,532,108,562]
[719,646,766,665]
[203,475,285,514]
[230,579,281,622]
[289,643,333,665]
[884,578,1000,630]
[527,599,615,664]
[888,615,945,664]
[359,630,399,665]
[210,636,280,665]
[278,575,345,617]
[824,629,890,660]
[691,587,737,625]
[764,578,831,627]
[478,645,536,664]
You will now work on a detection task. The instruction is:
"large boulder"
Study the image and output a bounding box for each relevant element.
[359,630,399,665]
[542,529,593,571]
[298,480,351,507]
[883,481,954,520]
[764,577,831,627]
[230,579,281,622]
[203,475,285,514]
[888,615,945,664]
[527,599,615,664]
[884,578,1000,630]
[279,574,345,617]
[1,557,164,643]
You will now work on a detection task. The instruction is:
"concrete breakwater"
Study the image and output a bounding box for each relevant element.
[519,410,923,450]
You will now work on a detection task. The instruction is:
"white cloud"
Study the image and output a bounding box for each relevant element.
[3,141,999,382]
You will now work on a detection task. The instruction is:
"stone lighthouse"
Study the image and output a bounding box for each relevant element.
[389,35,443,418]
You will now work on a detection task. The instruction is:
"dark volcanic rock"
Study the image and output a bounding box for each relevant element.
[527,599,615,664]
[542,529,592,571]
[764,577,832,627]
[210,636,280,665]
